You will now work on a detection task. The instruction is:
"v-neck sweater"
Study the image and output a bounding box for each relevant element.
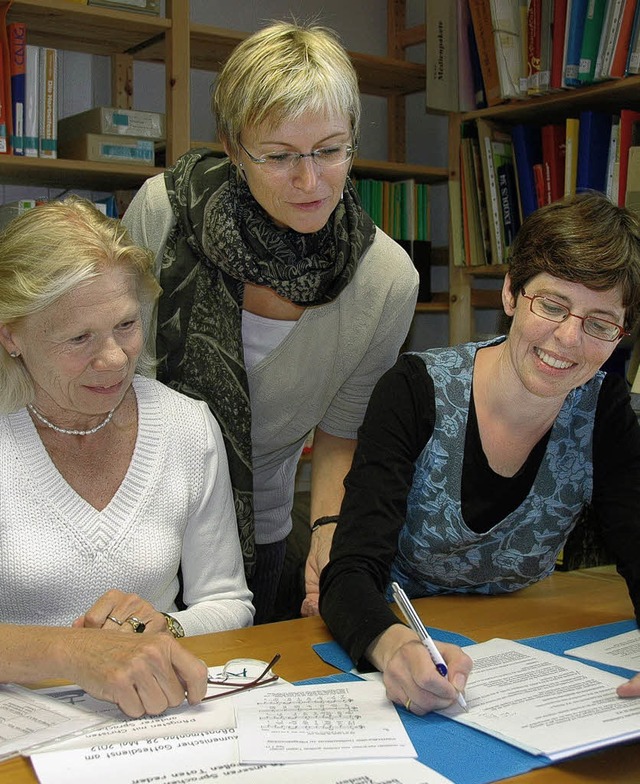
[0,375,254,635]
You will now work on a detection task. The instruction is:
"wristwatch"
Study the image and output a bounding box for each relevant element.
[162,612,185,639]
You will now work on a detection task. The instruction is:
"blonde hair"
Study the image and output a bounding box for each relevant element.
[0,196,161,412]
[213,20,360,158]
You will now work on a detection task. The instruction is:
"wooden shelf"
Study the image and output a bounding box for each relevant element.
[0,155,163,190]
[152,22,426,97]
[462,74,640,125]
[6,0,169,58]
[462,264,508,277]
[352,157,446,183]
[415,292,449,313]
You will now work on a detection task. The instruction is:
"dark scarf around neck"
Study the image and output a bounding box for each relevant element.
[158,147,375,578]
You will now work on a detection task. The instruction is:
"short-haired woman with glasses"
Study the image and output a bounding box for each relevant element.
[123,21,419,624]
[320,191,640,714]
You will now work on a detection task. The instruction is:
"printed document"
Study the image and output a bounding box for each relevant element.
[235,679,416,763]
[29,672,435,784]
[31,728,449,784]
[0,684,109,761]
[438,638,640,760]
[565,629,640,671]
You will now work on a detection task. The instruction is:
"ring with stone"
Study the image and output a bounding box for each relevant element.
[107,615,123,626]
[126,616,146,633]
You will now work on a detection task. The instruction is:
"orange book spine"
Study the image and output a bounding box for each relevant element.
[468,0,502,106]
[610,0,639,77]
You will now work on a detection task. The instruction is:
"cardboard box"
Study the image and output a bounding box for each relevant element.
[59,107,165,141]
[87,0,159,14]
[58,133,156,166]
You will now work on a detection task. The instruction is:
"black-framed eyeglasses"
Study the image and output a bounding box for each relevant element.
[202,653,281,701]
[238,140,356,173]
[521,289,628,342]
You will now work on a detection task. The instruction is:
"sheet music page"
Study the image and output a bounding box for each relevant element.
[0,684,109,761]
[438,638,640,760]
[565,629,640,670]
[235,679,416,763]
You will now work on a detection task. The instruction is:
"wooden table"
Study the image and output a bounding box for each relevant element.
[2,566,637,783]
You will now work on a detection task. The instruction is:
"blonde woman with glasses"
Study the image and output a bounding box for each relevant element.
[123,21,419,624]
[320,192,640,715]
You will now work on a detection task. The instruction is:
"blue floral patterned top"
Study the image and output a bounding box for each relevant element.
[390,338,604,597]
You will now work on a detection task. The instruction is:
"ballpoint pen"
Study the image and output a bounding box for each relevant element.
[391,581,468,711]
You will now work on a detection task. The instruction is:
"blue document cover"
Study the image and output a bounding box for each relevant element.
[307,620,638,784]
[309,629,550,784]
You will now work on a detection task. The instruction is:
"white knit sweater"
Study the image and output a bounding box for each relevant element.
[0,375,254,635]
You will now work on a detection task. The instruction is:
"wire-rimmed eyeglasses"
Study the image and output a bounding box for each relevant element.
[238,141,356,173]
[521,289,628,342]
[202,653,281,701]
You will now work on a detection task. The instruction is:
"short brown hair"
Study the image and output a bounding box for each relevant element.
[508,192,640,330]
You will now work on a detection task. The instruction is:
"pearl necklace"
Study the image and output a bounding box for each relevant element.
[28,404,115,436]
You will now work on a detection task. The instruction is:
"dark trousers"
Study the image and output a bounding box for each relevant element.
[248,539,287,625]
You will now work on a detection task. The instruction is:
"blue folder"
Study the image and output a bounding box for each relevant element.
[301,621,638,784]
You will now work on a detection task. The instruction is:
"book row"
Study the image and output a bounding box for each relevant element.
[0,15,165,165]
[353,177,433,302]
[0,11,57,158]
[353,178,431,243]
[427,0,640,112]
[453,109,640,266]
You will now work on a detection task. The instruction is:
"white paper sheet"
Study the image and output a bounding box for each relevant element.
[565,629,640,670]
[31,727,449,784]
[235,679,417,763]
[0,684,109,761]
[438,638,640,760]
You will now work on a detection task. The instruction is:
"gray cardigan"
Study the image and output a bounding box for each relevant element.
[123,173,419,545]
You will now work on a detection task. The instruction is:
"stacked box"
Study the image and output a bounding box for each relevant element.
[58,133,155,166]
[87,0,159,14]
[58,107,165,141]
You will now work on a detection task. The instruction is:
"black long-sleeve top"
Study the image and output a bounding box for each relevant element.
[320,353,640,669]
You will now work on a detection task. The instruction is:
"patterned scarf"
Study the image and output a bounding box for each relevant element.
[158,148,376,578]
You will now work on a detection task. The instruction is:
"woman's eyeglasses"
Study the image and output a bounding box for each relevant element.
[239,141,356,173]
[202,653,281,701]
[521,289,628,342]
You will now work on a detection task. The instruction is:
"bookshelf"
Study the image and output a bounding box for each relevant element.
[2,0,447,313]
[447,68,640,344]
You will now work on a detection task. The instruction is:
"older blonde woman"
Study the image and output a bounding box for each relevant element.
[0,198,254,717]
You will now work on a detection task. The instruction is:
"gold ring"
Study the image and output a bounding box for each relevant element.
[405,697,412,711]
[126,616,146,633]
[107,615,122,626]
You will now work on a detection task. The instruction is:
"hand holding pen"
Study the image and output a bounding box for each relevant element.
[391,581,468,711]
